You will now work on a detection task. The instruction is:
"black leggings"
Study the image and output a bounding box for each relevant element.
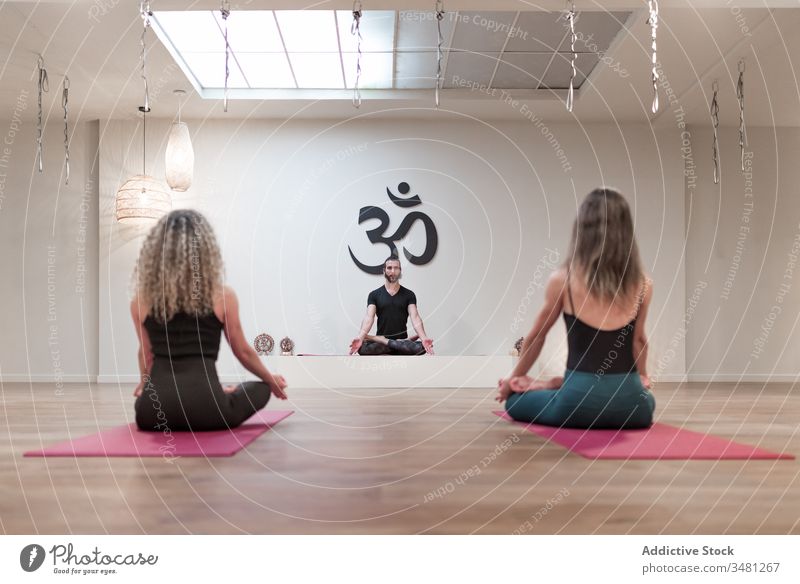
[135,375,271,432]
[358,339,426,355]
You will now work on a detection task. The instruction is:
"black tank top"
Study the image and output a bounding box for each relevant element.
[144,312,223,360]
[564,274,638,374]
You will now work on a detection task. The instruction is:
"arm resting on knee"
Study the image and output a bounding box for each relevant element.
[220,286,287,398]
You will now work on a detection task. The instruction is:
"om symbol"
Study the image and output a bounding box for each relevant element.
[348,182,439,275]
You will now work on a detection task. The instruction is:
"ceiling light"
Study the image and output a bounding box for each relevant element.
[165,89,193,192]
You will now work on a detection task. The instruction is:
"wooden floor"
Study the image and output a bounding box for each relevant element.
[0,382,797,534]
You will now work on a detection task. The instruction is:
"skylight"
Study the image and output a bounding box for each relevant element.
[151,10,397,93]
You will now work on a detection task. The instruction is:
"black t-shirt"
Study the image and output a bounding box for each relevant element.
[367,285,417,339]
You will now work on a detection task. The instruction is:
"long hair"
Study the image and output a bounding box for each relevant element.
[566,187,643,301]
[134,209,223,322]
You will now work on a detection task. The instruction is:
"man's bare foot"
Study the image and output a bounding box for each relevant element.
[365,334,390,346]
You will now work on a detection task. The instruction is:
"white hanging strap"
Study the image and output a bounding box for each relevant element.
[737,58,747,172]
[435,0,445,108]
[62,76,70,185]
[566,1,577,112]
[221,0,231,113]
[140,1,152,113]
[647,0,660,114]
[351,1,363,108]
[710,80,720,185]
[36,55,48,173]
[139,1,153,178]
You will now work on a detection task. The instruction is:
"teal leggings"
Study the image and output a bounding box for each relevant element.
[505,369,655,429]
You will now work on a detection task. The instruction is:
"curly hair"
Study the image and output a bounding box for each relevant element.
[566,187,644,302]
[134,209,223,322]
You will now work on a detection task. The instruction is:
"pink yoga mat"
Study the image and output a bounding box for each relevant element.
[493,411,793,460]
[24,410,294,458]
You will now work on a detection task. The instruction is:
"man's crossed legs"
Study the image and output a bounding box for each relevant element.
[357,334,427,356]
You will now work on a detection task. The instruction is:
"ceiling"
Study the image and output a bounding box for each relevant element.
[1,0,799,127]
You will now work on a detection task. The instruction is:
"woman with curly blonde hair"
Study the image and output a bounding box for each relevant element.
[497,188,655,429]
[131,209,287,431]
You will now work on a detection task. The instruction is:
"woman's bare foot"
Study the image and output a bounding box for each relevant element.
[539,376,563,390]
[509,375,534,392]
[509,375,563,392]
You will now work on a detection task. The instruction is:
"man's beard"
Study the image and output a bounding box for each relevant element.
[385,273,400,283]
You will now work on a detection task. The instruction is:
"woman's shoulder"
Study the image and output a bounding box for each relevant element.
[541,267,568,303]
[213,285,238,323]
[546,267,568,288]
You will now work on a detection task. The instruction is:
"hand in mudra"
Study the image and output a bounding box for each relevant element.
[349,338,363,355]
[495,378,513,402]
[270,374,288,399]
[495,375,563,401]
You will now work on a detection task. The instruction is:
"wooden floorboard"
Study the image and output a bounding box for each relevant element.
[0,382,797,534]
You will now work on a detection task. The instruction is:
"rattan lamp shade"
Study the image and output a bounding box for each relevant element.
[115,174,171,224]
[165,121,193,192]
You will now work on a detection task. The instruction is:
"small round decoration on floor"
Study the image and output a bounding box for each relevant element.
[253,333,274,355]
[280,337,295,356]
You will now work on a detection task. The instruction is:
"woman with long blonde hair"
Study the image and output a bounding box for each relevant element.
[497,188,655,429]
[131,209,287,431]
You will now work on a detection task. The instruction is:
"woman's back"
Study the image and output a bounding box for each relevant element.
[562,269,642,375]
[137,311,228,431]
[134,294,277,432]
[562,270,641,330]
[144,312,223,360]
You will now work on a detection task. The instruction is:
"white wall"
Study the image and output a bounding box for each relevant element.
[686,125,800,380]
[98,118,686,381]
[0,113,99,383]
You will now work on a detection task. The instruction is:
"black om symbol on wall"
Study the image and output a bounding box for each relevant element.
[348,182,439,275]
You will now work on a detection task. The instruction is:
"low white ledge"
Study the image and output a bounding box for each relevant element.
[254,355,513,388]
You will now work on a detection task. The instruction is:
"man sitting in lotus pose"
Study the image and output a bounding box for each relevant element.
[349,257,434,356]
